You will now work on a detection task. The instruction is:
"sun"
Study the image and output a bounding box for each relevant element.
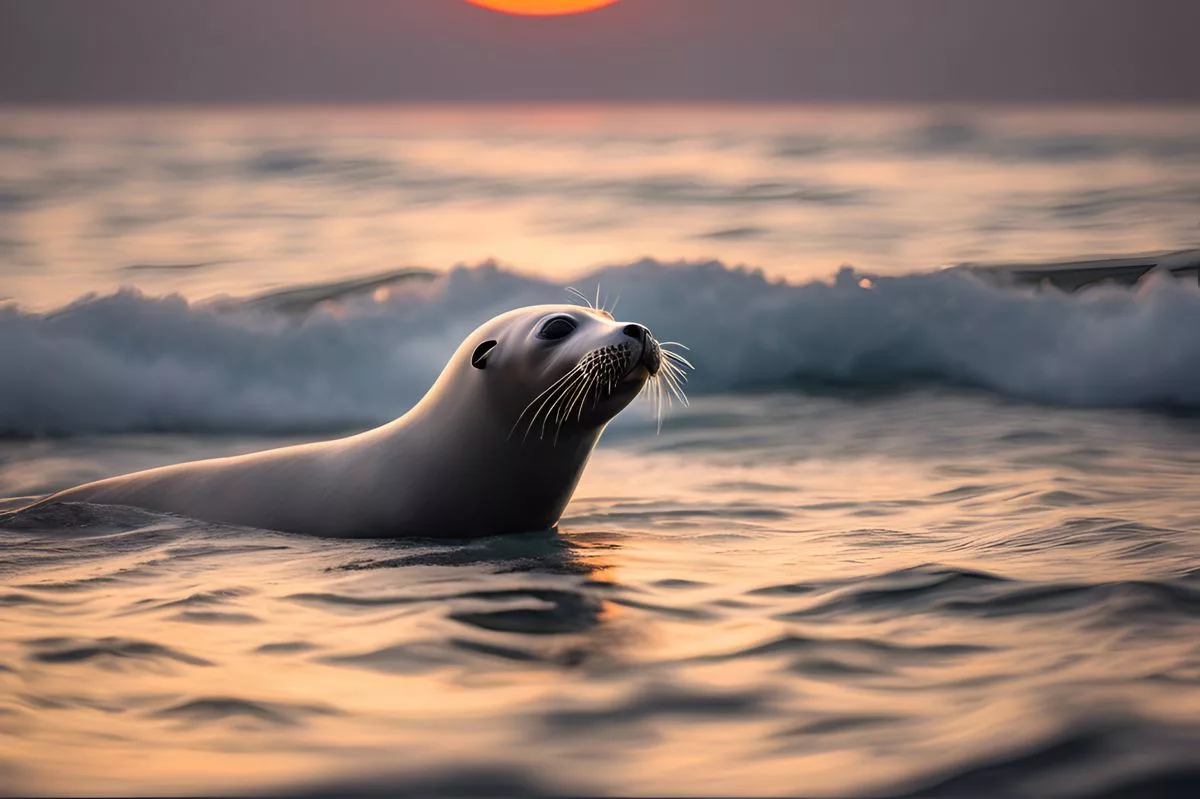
[465,0,620,16]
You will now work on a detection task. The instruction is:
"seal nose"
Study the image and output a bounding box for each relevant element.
[622,324,648,343]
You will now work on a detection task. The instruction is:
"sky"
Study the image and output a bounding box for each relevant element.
[0,0,1197,104]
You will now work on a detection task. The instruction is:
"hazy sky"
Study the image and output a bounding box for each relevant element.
[1,0,1197,103]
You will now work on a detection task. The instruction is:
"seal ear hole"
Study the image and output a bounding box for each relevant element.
[472,340,498,369]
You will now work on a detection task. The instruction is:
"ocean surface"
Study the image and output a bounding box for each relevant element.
[3,105,1200,309]
[2,106,1200,797]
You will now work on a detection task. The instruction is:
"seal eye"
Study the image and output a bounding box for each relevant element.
[537,316,577,341]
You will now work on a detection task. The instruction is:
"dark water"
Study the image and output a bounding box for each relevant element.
[2,391,1199,797]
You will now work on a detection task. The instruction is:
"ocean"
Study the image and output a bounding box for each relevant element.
[1,105,1199,797]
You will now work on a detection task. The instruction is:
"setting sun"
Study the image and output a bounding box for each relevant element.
[466,0,619,16]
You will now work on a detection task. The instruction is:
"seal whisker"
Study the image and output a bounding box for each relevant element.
[655,376,665,433]
[578,369,602,420]
[564,286,595,310]
[661,366,690,407]
[663,355,689,383]
[660,349,695,371]
[662,366,689,399]
[645,374,660,432]
[661,362,691,387]
[544,367,594,440]
[556,371,597,445]
[523,368,586,442]
[552,366,597,444]
[558,369,591,425]
[565,366,598,423]
[538,370,589,441]
[661,355,688,380]
[588,361,607,411]
[510,367,581,440]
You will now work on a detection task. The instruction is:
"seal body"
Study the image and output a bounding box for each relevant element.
[45,305,661,538]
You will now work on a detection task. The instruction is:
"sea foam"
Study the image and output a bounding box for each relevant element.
[4,260,1200,435]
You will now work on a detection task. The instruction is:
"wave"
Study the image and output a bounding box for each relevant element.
[5,259,1200,435]
[776,117,1200,164]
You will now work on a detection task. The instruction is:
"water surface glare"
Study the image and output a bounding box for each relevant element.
[2,391,1199,796]
[3,105,1200,309]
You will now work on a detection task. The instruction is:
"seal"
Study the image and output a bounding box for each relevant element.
[40,304,688,538]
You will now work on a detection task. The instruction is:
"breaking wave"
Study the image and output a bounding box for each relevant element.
[5,259,1200,435]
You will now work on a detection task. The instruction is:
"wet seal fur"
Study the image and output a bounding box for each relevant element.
[32,305,687,538]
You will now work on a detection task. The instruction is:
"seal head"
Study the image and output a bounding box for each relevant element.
[464,305,660,441]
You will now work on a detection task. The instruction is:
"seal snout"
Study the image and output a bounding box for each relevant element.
[622,323,661,376]
[642,338,662,376]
